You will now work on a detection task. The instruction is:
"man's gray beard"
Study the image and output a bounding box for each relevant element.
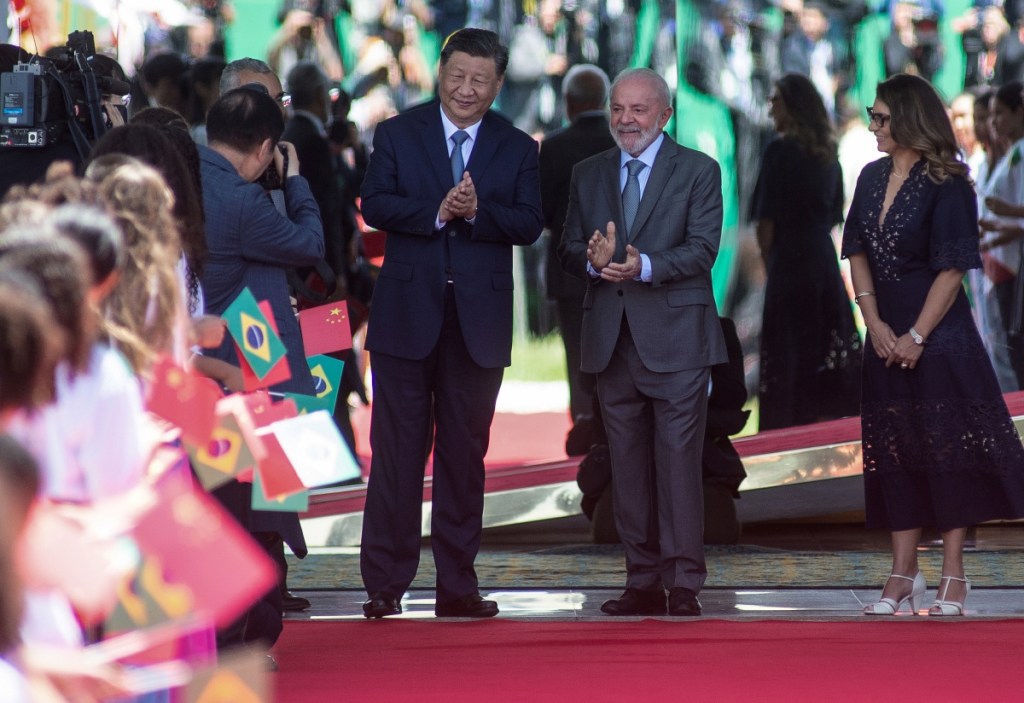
[612,125,660,156]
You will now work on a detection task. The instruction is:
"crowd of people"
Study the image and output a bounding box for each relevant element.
[6,0,1024,696]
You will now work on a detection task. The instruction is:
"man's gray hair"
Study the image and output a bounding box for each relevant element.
[611,68,672,110]
[563,64,610,108]
[220,58,275,93]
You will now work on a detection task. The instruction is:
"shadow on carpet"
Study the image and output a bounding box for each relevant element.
[287,543,1024,589]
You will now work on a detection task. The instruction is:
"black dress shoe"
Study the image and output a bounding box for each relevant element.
[600,588,667,616]
[362,592,402,618]
[434,593,499,618]
[282,591,311,612]
[668,587,702,616]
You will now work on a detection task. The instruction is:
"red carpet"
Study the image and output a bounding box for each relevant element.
[272,619,1024,702]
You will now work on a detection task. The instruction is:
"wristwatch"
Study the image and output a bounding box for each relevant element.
[909,327,925,345]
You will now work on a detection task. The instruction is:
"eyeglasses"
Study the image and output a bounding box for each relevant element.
[865,107,891,128]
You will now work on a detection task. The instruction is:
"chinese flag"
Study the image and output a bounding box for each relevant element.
[146,356,222,445]
[299,300,353,356]
[243,391,298,428]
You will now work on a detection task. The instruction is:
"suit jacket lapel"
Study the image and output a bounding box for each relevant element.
[464,112,500,185]
[422,104,454,191]
[629,136,676,241]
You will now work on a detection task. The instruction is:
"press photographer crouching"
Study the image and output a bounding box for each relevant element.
[0,32,130,198]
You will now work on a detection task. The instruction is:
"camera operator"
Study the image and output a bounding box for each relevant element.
[0,39,128,198]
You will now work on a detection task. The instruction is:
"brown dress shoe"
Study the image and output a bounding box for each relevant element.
[600,588,667,616]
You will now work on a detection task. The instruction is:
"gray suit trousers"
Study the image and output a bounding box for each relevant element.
[597,319,710,593]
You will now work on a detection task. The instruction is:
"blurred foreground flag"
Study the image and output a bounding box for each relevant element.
[223,288,287,380]
[105,555,194,634]
[299,300,353,355]
[146,356,222,445]
[185,647,269,703]
[131,473,277,629]
[252,430,305,502]
[252,467,309,512]
[271,410,361,487]
[245,391,298,427]
[185,411,257,491]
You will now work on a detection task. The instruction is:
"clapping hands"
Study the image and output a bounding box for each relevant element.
[440,172,478,221]
[588,221,642,283]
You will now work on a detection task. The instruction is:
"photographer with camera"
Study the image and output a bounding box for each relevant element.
[884,0,944,82]
[198,84,323,653]
[267,3,342,84]
[0,34,129,198]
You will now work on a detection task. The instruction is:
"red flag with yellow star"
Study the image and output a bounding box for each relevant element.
[298,300,353,356]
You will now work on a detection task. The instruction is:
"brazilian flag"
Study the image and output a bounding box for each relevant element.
[223,288,288,381]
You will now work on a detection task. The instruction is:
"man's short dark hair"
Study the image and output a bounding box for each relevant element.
[206,87,285,153]
[141,51,189,86]
[439,28,508,76]
[286,61,328,111]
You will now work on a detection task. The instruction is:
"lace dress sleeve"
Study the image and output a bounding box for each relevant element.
[841,170,868,259]
[929,175,982,272]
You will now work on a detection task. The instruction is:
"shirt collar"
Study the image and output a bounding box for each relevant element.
[440,106,483,145]
[620,131,666,171]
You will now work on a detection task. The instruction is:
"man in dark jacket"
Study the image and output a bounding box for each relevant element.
[539,64,616,455]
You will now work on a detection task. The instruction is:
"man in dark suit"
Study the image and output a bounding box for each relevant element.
[199,86,324,646]
[282,61,340,272]
[560,68,727,617]
[359,28,543,619]
[539,64,616,453]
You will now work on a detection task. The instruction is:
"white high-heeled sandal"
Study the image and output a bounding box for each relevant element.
[863,572,926,615]
[928,575,971,616]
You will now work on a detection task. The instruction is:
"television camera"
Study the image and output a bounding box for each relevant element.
[1,31,129,161]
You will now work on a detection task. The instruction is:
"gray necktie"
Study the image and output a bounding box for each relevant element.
[622,159,645,238]
[450,130,469,186]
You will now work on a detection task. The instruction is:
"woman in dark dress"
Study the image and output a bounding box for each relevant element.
[752,73,862,431]
[845,73,1024,616]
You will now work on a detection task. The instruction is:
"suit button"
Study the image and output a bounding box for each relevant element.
[449,231,456,237]
[617,289,623,297]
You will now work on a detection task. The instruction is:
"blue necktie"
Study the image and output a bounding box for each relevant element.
[622,159,646,238]
[451,130,469,186]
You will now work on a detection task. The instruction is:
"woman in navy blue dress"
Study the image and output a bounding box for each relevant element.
[843,74,1024,616]
[752,73,862,431]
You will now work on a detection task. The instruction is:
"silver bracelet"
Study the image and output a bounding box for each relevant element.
[854,291,875,305]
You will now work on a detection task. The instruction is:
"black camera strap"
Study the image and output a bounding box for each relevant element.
[44,63,93,165]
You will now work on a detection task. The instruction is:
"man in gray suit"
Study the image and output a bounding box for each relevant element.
[559,68,727,617]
